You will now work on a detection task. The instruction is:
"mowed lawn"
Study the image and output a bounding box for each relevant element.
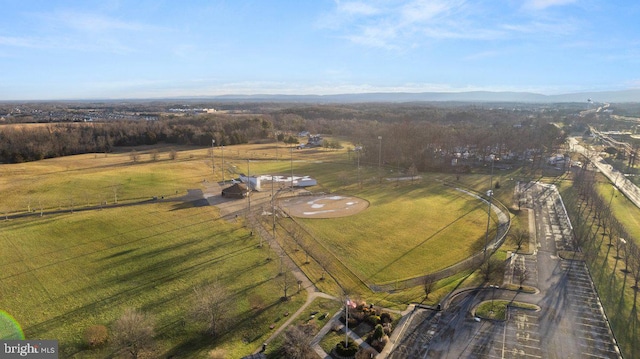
[0,202,304,358]
[0,144,505,356]
[297,183,492,284]
[0,148,212,215]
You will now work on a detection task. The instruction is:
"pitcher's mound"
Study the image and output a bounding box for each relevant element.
[280,195,369,218]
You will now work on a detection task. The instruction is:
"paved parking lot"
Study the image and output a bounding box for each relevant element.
[388,182,622,359]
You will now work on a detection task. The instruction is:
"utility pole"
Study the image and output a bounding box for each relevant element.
[211,139,215,175]
[357,147,361,189]
[247,159,252,219]
[483,155,495,262]
[378,136,383,183]
[221,144,225,184]
[290,146,294,190]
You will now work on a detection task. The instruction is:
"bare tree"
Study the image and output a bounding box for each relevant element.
[289,226,304,254]
[150,149,159,161]
[481,257,503,282]
[422,277,435,301]
[282,323,316,359]
[129,150,140,163]
[407,163,418,183]
[280,271,292,301]
[110,308,155,359]
[628,243,640,290]
[190,283,233,336]
[514,265,529,290]
[110,183,123,204]
[510,228,529,252]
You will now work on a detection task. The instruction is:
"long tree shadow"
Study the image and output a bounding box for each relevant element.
[23,243,259,338]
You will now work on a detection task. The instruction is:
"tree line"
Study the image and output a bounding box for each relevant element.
[0,115,274,163]
[569,162,640,357]
[1,104,569,169]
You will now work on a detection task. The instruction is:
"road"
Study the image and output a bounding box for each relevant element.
[569,136,640,209]
[387,182,622,359]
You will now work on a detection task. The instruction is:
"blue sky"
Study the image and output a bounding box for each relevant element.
[1,0,639,100]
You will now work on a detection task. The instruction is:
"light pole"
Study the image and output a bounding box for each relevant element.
[290,146,294,190]
[609,185,618,207]
[221,144,225,185]
[483,156,495,262]
[483,189,494,260]
[490,285,499,310]
[356,146,361,189]
[211,139,215,175]
[620,238,629,273]
[378,136,382,183]
[247,159,252,221]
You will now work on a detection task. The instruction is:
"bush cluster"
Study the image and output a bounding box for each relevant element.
[335,339,359,357]
[83,325,108,348]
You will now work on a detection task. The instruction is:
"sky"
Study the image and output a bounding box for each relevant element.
[1,0,639,100]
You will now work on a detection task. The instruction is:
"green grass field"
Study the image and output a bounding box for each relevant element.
[296,182,491,284]
[0,201,306,357]
[0,142,514,357]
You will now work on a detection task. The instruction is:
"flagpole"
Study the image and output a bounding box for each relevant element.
[345,296,349,346]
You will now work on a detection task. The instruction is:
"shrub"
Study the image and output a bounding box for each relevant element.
[366,315,380,326]
[83,325,108,348]
[335,339,359,357]
[372,324,385,341]
[208,348,226,359]
[382,322,393,336]
[371,336,388,352]
[380,312,392,324]
[110,308,155,358]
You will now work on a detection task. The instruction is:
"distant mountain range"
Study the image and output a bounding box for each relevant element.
[204,89,640,103]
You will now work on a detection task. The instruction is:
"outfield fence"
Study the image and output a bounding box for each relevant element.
[251,184,512,294]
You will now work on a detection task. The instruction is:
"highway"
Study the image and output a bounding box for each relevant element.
[569,136,640,209]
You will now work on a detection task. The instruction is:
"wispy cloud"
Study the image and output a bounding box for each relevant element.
[337,1,380,16]
[1,10,171,54]
[320,0,478,48]
[501,19,578,36]
[48,10,164,33]
[523,0,577,11]
[464,50,501,61]
[321,0,583,49]
[0,36,39,48]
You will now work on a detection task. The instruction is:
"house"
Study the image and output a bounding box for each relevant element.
[221,183,249,198]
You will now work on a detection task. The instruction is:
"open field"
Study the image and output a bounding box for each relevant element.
[294,183,493,284]
[0,201,306,357]
[0,142,516,357]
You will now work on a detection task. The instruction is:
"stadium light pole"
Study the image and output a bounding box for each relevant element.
[221,144,225,185]
[378,136,382,183]
[247,159,252,219]
[483,155,495,262]
[357,146,361,189]
[211,139,215,175]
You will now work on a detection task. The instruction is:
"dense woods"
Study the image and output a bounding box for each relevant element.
[0,115,273,163]
[0,103,568,167]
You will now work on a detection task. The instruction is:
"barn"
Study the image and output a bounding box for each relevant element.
[221,183,249,198]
